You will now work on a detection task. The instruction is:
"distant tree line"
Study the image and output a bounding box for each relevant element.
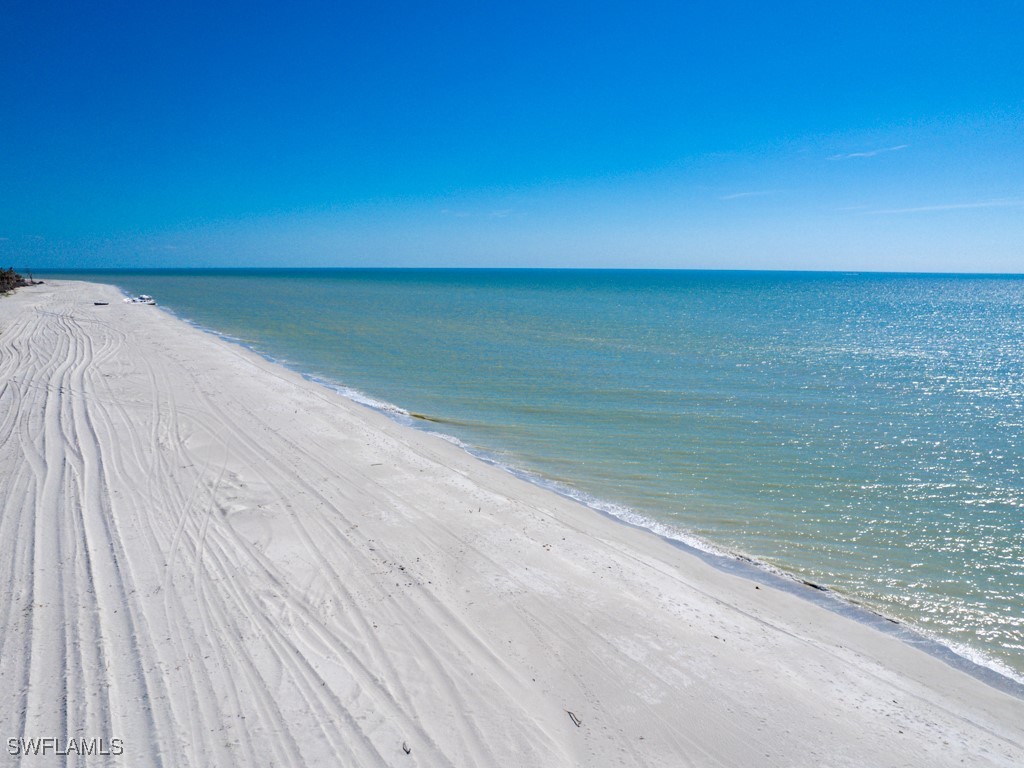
[1,267,39,294]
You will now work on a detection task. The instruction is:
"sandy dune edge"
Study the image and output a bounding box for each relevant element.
[0,280,1021,767]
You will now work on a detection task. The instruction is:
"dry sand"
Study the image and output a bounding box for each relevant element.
[1,280,1022,767]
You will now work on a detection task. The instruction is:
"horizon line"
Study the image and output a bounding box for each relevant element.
[28,266,1024,278]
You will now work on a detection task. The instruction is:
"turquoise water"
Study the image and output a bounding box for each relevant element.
[45,269,1024,679]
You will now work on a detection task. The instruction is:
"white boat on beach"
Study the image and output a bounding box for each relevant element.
[124,294,156,305]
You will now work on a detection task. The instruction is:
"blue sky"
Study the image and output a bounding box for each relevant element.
[2,1,1022,271]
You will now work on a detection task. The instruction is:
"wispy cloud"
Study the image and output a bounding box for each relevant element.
[719,190,774,201]
[441,207,517,219]
[871,198,1024,215]
[830,144,908,160]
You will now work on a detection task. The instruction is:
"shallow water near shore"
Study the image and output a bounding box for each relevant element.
[45,268,1024,680]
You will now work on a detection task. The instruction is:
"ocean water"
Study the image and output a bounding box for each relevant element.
[44,269,1024,680]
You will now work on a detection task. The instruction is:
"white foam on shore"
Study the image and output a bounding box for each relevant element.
[310,377,413,418]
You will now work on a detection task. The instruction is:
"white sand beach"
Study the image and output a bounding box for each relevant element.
[1,280,1022,767]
